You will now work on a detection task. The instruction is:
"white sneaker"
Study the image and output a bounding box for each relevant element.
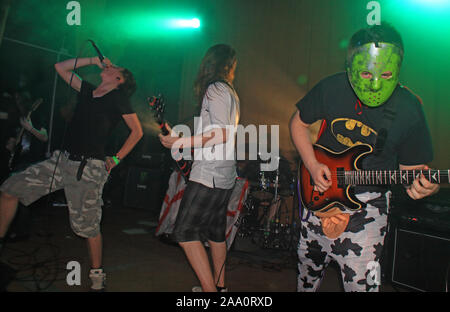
[89,268,106,291]
[192,286,228,292]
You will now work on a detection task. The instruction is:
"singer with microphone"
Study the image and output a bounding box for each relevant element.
[0,43,143,291]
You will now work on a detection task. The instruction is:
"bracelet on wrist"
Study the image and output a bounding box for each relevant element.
[112,156,120,165]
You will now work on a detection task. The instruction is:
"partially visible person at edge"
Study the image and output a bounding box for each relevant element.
[289,23,439,292]
[0,88,48,243]
[159,44,240,292]
[0,55,143,291]
[6,89,49,173]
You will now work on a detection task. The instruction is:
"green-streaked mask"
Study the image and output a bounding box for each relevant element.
[347,42,403,107]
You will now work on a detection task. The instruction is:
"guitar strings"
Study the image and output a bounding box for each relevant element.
[321,169,444,176]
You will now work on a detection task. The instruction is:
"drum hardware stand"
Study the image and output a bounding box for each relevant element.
[237,159,300,251]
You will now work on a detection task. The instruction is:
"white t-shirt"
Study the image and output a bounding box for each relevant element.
[189,81,240,189]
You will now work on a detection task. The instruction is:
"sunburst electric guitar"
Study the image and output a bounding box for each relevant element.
[298,144,449,212]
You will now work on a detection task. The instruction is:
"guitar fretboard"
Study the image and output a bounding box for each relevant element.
[341,169,450,185]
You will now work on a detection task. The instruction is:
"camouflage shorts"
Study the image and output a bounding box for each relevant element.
[0,150,109,238]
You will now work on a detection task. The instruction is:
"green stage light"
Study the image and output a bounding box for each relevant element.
[168,18,201,29]
[411,0,450,5]
[105,11,202,38]
[409,0,450,8]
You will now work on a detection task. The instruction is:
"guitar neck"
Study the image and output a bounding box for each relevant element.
[14,112,33,145]
[157,118,169,136]
[342,169,450,185]
[16,99,42,143]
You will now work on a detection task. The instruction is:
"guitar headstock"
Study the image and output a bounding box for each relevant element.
[147,94,165,122]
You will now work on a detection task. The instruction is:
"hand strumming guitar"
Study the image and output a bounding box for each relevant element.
[308,161,332,193]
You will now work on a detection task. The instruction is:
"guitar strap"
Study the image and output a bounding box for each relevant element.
[373,89,397,156]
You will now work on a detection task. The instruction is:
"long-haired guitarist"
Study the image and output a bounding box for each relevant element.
[159,44,239,292]
[289,23,439,292]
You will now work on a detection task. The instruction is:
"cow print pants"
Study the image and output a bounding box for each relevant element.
[297,192,390,292]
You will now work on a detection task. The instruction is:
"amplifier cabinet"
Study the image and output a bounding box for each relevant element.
[391,227,450,292]
[123,167,164,214]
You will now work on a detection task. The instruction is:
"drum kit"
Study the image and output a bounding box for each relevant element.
[236,156,300,251]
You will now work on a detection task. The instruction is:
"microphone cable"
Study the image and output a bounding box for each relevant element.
[43,39,91,234]
[36,39,92,290]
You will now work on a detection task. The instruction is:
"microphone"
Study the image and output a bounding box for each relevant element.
[88,39,104,63]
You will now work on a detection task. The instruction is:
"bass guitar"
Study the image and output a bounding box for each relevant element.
[8,98,43,170]
[148,94,192,182]
[299,143,449,212]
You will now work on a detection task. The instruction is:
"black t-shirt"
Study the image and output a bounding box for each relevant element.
[63,81,134,158]
[296,72,433,192]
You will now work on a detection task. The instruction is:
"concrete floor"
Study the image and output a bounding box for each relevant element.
[1,196,408,293]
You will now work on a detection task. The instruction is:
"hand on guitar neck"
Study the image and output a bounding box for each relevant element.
[401,164,440,200]
[19,117,34,132]
[158,123,182,149]
[158,123,190,165]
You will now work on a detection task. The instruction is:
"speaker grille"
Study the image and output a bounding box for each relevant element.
[392,228,450,292]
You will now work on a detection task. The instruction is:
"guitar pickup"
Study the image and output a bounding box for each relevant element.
[337,167,345,188]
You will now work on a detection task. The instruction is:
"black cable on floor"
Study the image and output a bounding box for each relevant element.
[4,240,84,291]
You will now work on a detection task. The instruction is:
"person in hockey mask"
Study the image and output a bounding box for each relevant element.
[347,40,403,108]
[289,23,439,292]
